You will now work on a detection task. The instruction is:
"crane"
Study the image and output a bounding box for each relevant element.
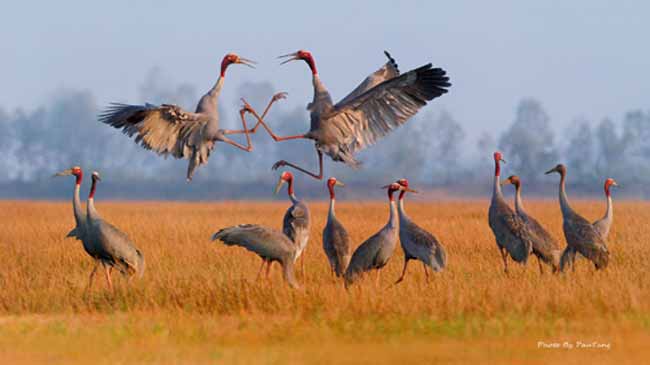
[488,152,533,274]
[393,179,446,284]
[344,183,414,287]
[242,50,451,179]
[274,171,311,278]
[322,177,351,277]
[211,224,299,288]
[501,175,561,273]
[99,53,285,181]
[564,178,619,271]
[545,164,609,271]
[84,172,145,291]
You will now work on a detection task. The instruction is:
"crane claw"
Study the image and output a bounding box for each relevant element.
[272,92,288,103]
[271,161,287,170]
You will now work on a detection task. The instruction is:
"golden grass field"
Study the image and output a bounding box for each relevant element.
[1,199,649,364]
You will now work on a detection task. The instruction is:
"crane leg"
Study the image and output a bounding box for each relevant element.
[394,259,410,285]
[85,261,99,294]
[264,261,272,279]
[255,259,266,281]
[217,109,254,152]
[500,247,509,274]
[240,97,307,142]
[375,269,381,288]
[537,256,544,275]
[250,92,288,133]
[272,147,324,180]
[103,263,114,292]
[422,262,430,282]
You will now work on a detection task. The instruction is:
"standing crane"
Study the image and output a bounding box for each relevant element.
[212,224,299,288]
[501,175,561,274]
[545,164,609,271]
[322,177,351,277]
[488,152,533,274]
[274,171,311,278]
[593,178,618,239]
[99,53,285,181]
[85,172,145,291]
[393,179,446,284]
[242,50,451,179]
[344,183,414,287]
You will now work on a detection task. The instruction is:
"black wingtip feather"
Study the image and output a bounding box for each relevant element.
[383,50,400,74]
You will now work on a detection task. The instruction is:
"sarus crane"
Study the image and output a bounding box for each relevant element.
[344,182,415,287]
[99,53,285,181]
[393,178,446,284]
[322,177,351,277]
[488,152,533,274]
[243,50,451,179]
[545,165,610,271]
[501,175,561,274]
[84,172,145,291]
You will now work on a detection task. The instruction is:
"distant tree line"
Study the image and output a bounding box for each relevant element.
[0,70,648,199]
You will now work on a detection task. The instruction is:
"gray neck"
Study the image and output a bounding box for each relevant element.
[328,198,335,221]
[388,200,398,230]
[514,186,525,214]
[492,174,504,201]
[198,77,224,137]
[559,174,574,216]
[73,184,84,226]
[397,198,408,222]
[87,197,100,221]
[289,193,299,205]
[603,195,613,222]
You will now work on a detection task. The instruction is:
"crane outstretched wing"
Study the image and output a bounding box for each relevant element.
[335,51,400,107]
[325,64,450,154]
[212,224,295,261]
[98,103,214,159]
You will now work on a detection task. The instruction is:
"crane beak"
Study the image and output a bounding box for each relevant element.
[544,167,556,175]
[611,181,618,187]
[500,180,511,186]
[278,52,299,65]
[500,158,506,164]
[401,186,418,193]
[237,57,256,69]
[380,185,390,189]
[273,179,285,195]
[53,168,73,177]
[335,180,345,187]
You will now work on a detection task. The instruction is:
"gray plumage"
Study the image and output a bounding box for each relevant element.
[394,188,446,283]
[344,184,402,286]
[276,172,311,263]
[322,178,351,277]
[502,175,561,273]
[211,224,298,288]
[545,164,609,271]
[85,172,145,283]
[98,54,255,181]
[269,51,450,178]
[488,154,533,273]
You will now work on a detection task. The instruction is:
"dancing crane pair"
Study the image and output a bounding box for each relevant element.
[489,152,615,274]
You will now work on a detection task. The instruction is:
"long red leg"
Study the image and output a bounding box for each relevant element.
[394,259,410,285]
[250,92,288,133]
[272,148,324,180]
[241,97,306,142]
[218,109,253,152]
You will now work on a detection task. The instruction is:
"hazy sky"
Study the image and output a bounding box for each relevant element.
[2,1,648,141]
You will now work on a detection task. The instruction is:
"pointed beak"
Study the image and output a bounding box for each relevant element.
[278,52,299,65]
[500,180,511,186]
[500,158,506,164]
[274,179,286,195]
[238,57,256,69]
[380,185,390,189]
[53,168,73,177]
[401,186,418,194]
[612,181,619,187]
[544,168,556,175]
[335,180,345,187]
[94,175,102,182]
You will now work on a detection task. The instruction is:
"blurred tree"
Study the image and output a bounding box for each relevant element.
[564,119,596,184]
[499,98,558,185]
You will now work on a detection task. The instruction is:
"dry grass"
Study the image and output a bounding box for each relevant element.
[0,199,649,364]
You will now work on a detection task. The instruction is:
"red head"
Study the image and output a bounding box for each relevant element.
[493,151,506,176]
[396,178,410,200]
[382,182,417,201]
[278,50,317,75]
[604,178,618,197]
[274,171,295,196]
[54,166,83,185]
[327,177,345,199]
[89,171,101,199]
[220,53,256,77]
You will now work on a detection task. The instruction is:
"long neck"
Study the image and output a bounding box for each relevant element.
[327,185,336,220]
[558,172,573,216]
[492,160,503,200]
[514,183,525,213]
[387,190,398,229]
[208,76,224,98]
[87,179,100,220]
[72,174,84,226]
[603,191,613,222]
[397,192,407,220]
